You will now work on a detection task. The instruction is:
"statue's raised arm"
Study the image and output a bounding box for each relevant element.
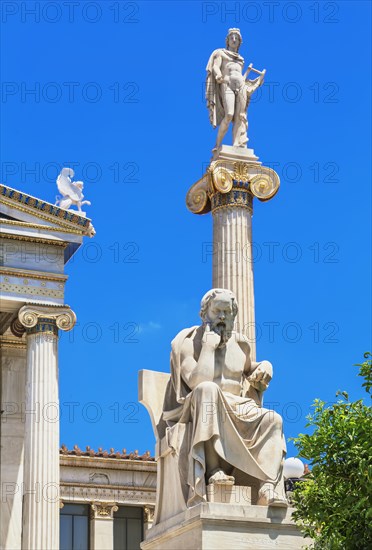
[206,28,265,151]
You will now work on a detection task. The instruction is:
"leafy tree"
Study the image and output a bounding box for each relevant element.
[291,353,372,549]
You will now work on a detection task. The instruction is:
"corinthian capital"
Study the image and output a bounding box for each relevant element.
[90,502,119,520]
[18,305,76,334]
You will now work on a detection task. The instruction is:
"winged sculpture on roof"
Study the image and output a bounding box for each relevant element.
[55,167,91,214]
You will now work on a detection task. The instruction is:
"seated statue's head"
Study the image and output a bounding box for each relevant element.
[200,289,238,336]
[226,28,242,51]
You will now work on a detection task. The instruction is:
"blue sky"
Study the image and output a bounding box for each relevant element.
[1,1,371,458]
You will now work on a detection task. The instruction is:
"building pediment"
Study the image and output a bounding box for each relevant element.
[1,184,95,238]
[0,184,95,312]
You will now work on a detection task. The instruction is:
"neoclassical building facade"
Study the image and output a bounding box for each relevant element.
[0,184,156,550]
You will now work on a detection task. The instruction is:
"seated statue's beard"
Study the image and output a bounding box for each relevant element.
[213,322,230,348]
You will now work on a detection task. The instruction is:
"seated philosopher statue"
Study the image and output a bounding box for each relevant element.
[161,288,288,508]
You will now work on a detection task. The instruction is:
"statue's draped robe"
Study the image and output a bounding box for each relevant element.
[205,49,262,147]
[206,49,236,128]
[162,327,286,507]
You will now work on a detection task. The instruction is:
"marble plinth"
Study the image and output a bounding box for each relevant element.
[207,484,251,505]
[212,144,260,163]
[141,502,305,550]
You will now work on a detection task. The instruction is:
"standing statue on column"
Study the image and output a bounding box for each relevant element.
[206,28,265,151]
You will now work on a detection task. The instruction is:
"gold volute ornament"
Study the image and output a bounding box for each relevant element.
[185,175,210,214]
[186,187,208,214]
[212,166,233,193]
[250,171,280,201]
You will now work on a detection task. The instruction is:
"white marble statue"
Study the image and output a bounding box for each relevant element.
[162,289,287,508]
[55,167,91,213]
[206,28,265,150]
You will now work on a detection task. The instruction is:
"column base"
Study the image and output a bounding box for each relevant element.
[141,502,305,550]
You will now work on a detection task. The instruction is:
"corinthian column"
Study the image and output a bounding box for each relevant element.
[18,305,76,550]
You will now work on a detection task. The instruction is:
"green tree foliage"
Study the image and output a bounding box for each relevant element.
[291,353,372,549]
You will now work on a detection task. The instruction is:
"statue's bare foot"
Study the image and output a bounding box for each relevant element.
[208,468,235,485]
[257,484,288,508]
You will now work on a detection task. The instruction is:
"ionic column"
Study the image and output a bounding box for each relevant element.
[211,198,256,360]
[19,305,76,550]
[186,147,280,364]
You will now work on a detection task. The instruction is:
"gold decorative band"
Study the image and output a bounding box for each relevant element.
[0,218,82,236]
[26,318,59,336]
[210,188,253,212]
[0,337,27,350]
[0,232,68,247]
[0,267,68,283]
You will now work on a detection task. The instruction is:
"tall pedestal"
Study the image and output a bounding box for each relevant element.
[18,305,76,550]
[141,501,305,550]
[186,145,280,361]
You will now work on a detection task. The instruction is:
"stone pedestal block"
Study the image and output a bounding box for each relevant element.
[206,484,251,505]
[141,502,305,550]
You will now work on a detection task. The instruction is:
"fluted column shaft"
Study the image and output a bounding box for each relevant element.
[19,306,76,550]
[90,503,118,550]
[212,201,256,361]
[187,151,280,363]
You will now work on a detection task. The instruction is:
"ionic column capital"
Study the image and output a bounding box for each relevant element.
[18,305,76,335]
[186,151,280,215]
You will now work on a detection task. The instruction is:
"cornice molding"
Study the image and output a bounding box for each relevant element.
[0,337,27,349]
[0,267,68,283]
[0,218,82,236]
[0,232,68,247]
[1,184,93,235]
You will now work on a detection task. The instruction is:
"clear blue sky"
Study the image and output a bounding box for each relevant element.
[2,1,371,458]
